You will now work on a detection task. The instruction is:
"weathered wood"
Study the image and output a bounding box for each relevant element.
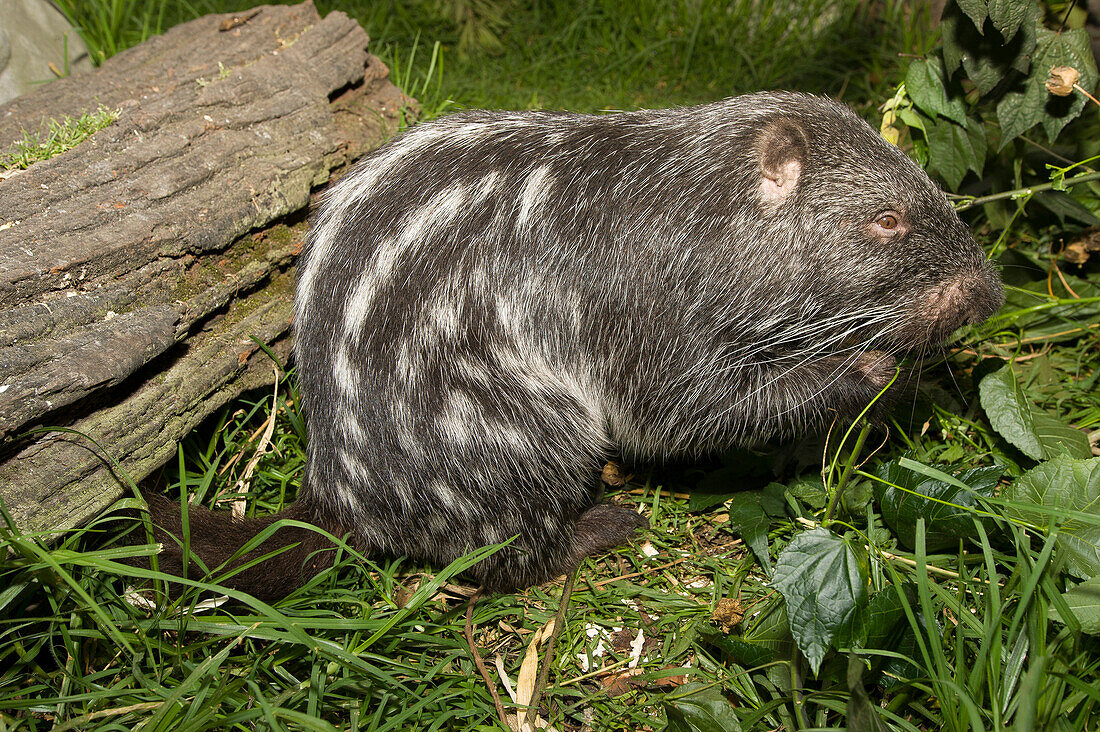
[0,2,411,535]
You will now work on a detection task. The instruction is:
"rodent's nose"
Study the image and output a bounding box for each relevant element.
[963,267,1004,325]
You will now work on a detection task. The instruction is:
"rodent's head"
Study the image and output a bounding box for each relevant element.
[743,93,1003,357]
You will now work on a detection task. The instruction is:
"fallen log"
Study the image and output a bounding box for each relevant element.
[0,2,411,536]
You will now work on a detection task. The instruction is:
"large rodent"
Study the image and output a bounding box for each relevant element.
[146,92,1003,600]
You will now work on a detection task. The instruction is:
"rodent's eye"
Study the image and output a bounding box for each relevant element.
[871,210,905,239]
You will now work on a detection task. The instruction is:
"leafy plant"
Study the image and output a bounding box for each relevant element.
[884,0,1100,216]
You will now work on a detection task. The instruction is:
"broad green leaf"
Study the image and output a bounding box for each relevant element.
[955,0,989,31]
[760,482,788,517]
[1052,575,1100,634]
[987,0,1029,42]
[873,460,1001,551]
[771,528,867,674]
[1037,28,1098,142]
[998,26,1100,146]
[788,476,827,510]
[1004,455,1100,579]
[941,10,966,76]
[906,56,967,124]
[952,1,1037,94]
[664,682,743,732]
[979,365,1092,460]
[726,492,772,573]
[926,116,987,188]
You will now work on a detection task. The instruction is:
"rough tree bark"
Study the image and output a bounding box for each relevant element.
[0,2,411,536]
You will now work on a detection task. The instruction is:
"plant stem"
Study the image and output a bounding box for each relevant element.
[824,421,872,524]
[954,171,1100,211]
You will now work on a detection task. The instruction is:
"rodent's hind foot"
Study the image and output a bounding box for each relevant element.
[572,503,647,562]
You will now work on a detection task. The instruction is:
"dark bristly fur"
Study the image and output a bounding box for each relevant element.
[142,92,1003,601]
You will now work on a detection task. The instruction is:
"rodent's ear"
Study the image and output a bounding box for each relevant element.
[757,117,808,207]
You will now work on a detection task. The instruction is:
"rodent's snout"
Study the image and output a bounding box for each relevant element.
[921,266,1004,342]
[964,265,1005,326]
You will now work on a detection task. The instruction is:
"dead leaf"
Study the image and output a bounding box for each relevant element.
[711,597,745,633]
[601,461,629,486]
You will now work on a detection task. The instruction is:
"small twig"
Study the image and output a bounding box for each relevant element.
[590,538,743,588]
[881,551,961,579]
[228,366,279,518]
[525,570,576,725]
[1073,83,1100,107]
[465,588,511,730]
[953,171,1100,211]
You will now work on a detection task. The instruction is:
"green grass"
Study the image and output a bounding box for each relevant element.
[0,106,119,171]
[4,0,1100,730]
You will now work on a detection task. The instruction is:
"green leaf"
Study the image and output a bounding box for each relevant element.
[788,476,827,510]
[1033,190,1100,226]
[1000,274,1100,343]
[760,482,788,517]
[941,10,967,76]
[955,0,989,31]
[1052,575,1100,634]
[847,654,891,732]
[906,56,967,124]
[979,365,1092,461]
[987,0,1028,42]
[726,492,772,573]
[948,0,1038,94]
[771,528,867,674]
[874,460,1001,551]
[664,682,743,732]
[926,116,987,189]
[998,26,1100,146]
[1004,455,1100,579]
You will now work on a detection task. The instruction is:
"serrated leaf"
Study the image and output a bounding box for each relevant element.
[925,116,986,190]
[998,26,1100,146]
[941,11,966,76]
[979,365,1092,460]
[956,0,989,31]
[906,56,967,124]
[1004,455,1100,579]
[664,682,743,732]
[760,482,788,517]
[987,0,1028,42]
[1037,28,1100,141]
[874,460,1001,551]
[726,492,772,573]
[771,528,867,674]
[1052,575,1100,634]
[958,1,1038,94]
[788,476,827,510]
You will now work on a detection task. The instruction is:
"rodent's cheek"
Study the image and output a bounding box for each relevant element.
[854,350,898,390]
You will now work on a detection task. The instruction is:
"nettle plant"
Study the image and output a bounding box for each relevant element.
[883,0,1099,222]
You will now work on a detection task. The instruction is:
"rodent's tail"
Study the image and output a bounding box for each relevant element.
[136,493,344,602]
